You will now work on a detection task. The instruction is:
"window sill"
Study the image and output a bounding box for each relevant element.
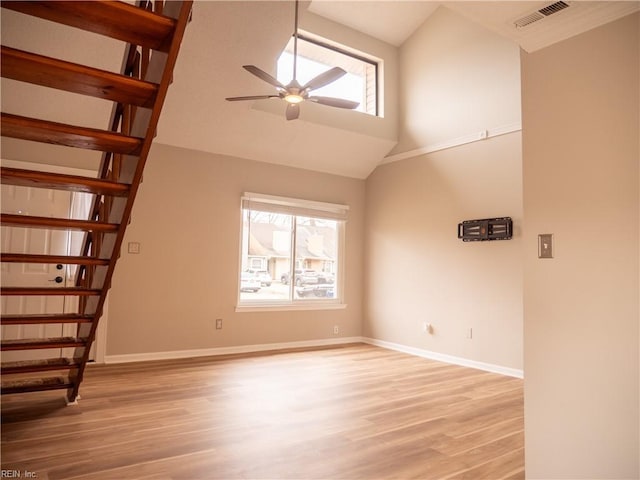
[235,303,347,313]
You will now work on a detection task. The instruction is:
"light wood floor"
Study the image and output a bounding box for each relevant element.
[1,343,524,480]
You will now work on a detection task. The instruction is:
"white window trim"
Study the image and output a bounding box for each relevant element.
[237,193,347,310]
[242,192,349,219]
[278,32,380,117]
[236,303,347,313]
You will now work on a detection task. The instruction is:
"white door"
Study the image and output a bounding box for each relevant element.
[1,178,74,362]
[1,160,98,362]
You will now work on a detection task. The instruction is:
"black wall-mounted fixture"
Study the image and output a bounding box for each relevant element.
[458,217,513,242]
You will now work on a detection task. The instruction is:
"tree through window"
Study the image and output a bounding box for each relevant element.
[239,193,347,306]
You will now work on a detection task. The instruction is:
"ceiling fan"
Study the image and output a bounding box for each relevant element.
[225,0,360,120]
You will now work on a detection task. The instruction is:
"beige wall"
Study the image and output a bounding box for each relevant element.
[390,6,521,156]
[106,144,365,355]
[364,132,523,370]
[363,5,523,372]
[522,13,639,478]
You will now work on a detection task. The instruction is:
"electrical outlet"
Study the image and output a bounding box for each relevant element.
[215,318,223,330]
[423,323,433,334]
[333,325,339,335]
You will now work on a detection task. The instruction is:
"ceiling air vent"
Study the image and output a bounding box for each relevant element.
[514,1,571,28]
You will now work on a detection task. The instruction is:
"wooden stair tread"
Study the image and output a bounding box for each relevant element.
[0,0,194,400]
[1,376,73,394]
[2,357,81,374]
[1,287,101,296]
[1,113,143,155]
[1,1,177,52]
[0,314,94,325]
[1,253,110,266]
[1,337,85,350]
[1,46,158,107]
[1,167,130,196]
[1,213,119,232]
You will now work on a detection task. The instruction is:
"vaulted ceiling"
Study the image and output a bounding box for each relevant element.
[2,1,638,178]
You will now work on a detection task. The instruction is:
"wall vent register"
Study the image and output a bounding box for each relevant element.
[513,1,570,28]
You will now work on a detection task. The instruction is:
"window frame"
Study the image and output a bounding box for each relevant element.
[236,193,348,312]
[278,33,380,117]
[298,34,379,117]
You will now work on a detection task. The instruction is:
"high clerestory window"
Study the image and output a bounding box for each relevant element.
[277,34,379,116]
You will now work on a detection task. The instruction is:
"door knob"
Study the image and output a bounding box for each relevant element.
[49,276,64,284]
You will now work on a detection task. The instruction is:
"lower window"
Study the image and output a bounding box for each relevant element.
[238,193,347,307]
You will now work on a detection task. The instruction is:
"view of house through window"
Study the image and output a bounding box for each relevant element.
[277,35,378,116]
[239,194,345,305]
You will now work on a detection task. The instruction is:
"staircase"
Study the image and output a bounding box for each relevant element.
[0,0,193,402]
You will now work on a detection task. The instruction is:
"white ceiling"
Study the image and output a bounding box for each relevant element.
[308,1,640,52]
[308,1,440,46]
[2,1,638,179]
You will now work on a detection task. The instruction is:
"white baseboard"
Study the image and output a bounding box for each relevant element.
[104,335,523,379]
[361,337,524,379]
[103,336,363,364]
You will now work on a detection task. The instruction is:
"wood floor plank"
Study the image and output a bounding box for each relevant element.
[0,344,524,479]
[446,447,525,480]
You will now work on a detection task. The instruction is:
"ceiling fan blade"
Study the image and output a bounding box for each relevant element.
[301,67,347,92]
[286,103,300,120]
[226,95,279,101]
[243,65,286,90]
[308,96,359,109]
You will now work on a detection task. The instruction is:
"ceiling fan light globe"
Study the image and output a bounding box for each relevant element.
[284,94,304,104]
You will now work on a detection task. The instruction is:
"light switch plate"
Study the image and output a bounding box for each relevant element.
[128,242,141,254]
[538,234,553,258]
